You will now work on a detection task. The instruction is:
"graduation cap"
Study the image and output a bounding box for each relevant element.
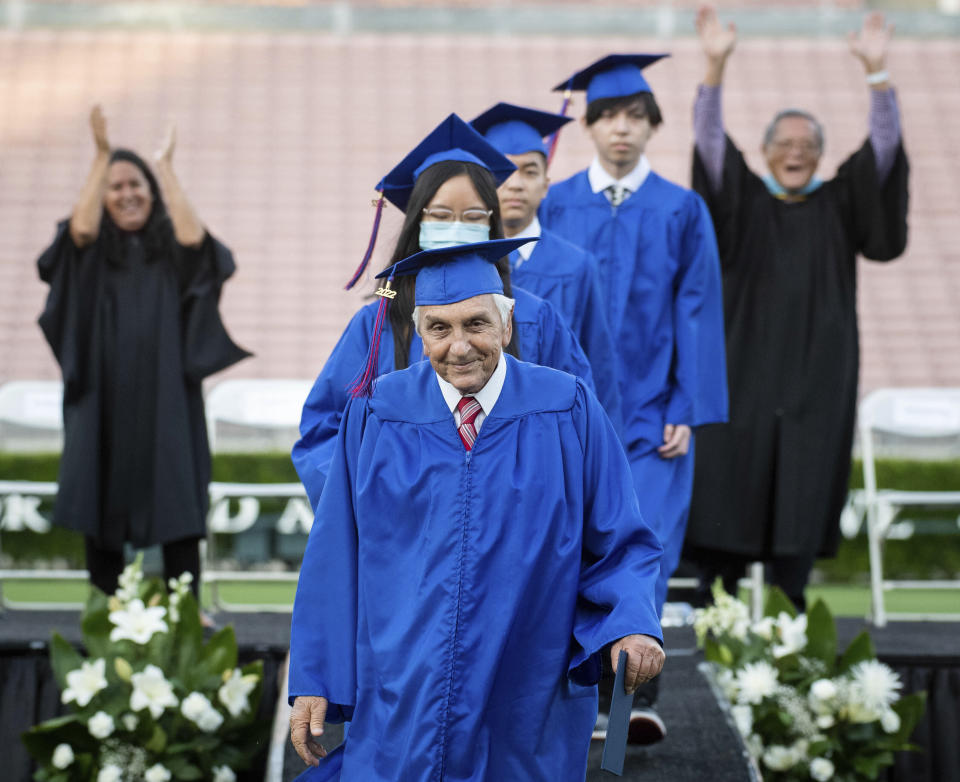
[552,53,669,105]
[470,102,572,158]
[345,113,517,291]
[349,237,536,398]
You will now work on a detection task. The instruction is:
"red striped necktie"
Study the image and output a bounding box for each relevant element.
[456,396,482,451]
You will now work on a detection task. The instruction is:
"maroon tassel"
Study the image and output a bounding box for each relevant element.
[345,192,386,291]
[546,89,573,169]
[348,276,396,398]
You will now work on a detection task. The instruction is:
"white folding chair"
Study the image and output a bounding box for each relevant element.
[204,378,314,453]
[0,380,63,451]
[858,388,960,626]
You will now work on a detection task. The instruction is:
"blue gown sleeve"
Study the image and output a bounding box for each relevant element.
[288,396,368,722]
[292,308,375,511]
[532,296,597,393]
[573,254,624,436]
[665,194,729,428]
[568,381,663,685]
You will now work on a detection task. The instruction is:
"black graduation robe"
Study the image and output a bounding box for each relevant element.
[686,137,908,559]
[37,220,251,549]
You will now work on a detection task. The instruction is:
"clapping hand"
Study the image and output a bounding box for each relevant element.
[155,123,176,167]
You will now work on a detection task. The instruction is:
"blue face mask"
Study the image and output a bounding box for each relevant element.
[419,221,490,250]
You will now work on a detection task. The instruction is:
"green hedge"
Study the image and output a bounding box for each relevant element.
[3,454,958,579]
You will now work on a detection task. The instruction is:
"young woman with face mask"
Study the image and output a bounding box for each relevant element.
[36,106,250,603]
[292,114,596,509]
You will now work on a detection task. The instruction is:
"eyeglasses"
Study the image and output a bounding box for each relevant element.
[770,139,821,155]
[422,207,493,224]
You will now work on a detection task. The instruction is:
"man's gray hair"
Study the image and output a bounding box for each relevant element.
[763,109,825,152]
[412,293,515,335]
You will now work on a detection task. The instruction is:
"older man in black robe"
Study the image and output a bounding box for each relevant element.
[685,7,909,609]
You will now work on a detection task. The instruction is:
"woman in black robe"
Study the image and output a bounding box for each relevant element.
[37,106,251,596]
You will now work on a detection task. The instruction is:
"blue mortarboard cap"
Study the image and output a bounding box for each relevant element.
[376,237,535,306]
[377,114,517,212]
[470,103,573,158]
[553,54,669,105]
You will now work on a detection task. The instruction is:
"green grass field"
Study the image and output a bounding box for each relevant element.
[2,578,957,618]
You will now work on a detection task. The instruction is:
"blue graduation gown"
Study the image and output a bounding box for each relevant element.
[511,228,623,433]
[292,286,595,510]
[541,170,728,611]
[288,356,663,782]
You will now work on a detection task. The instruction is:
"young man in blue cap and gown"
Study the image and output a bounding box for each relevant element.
[470,102,623,430]
[287,237,665,781]
[293,114,599,509]
[539,54,729,740]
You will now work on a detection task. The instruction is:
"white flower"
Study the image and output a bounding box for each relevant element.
[881,709,901,733]
[144,763,172,782]
[218,668,258,717]
[762,744,799,771]
[109,598,168,644]
[87,710,115,739]
[730,704,753,737]
[849,660,902,711]
[213,766,237,782]
[751,616,775,640]
[816,714,835,729]
[735,661,779,705]
[98,765,123,782]
[122,713,139,731]
[772,612,808,658]
[181,691,224,732]
[51,743,74,769]
[130,664,178,718]
[746,733,764,759]
[810,678,837,702]
[716,668,739,701]
[61,658,108,707]
[810,757,836,781]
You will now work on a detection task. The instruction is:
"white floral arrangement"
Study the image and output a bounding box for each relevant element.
[695,584,925,782]
[23,556,266,781]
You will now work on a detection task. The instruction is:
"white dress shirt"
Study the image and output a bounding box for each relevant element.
[588,155,652,199]
[436,352,507,434]
[509,216,541,269]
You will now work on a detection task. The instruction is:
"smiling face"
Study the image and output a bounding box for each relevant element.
[418,294,512,395]
[763,115,822,193]
[498,151,549,236]
[585,98,656,178]
[104,160,154,232]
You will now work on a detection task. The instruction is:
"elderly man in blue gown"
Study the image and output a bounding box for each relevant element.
[288,238,665,781]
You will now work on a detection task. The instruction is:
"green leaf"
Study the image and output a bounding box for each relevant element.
[21,715,91,761]
[174,592,204,683]
[201,626,238,675]
[891,691,927,744]
[804,599,837,669]
[173,764,204,780]
[145,724,168,753]
[81,589,114,658]
[763,586,797,619]
[852,750,895,779]
[837,631,876,672]
[48,633,83,691]
[703,637,733,666]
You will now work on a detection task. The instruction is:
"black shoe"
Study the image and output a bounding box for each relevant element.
[627,707,666,745]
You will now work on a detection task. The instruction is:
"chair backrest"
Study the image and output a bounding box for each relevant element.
[0,381,63,451]
[205,379,314,452]
[858,387,960,493]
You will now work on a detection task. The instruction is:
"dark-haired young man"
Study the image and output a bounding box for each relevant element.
[540,54,728,743]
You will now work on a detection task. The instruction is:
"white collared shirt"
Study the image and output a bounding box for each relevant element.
[588,155,651,199]
[510,216,541,268]
[436,352,507,434]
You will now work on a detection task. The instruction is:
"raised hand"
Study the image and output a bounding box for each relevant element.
[90,105,110,153]
[696,4,737,65]
[155,123,176,167]
[847,11,893,74]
